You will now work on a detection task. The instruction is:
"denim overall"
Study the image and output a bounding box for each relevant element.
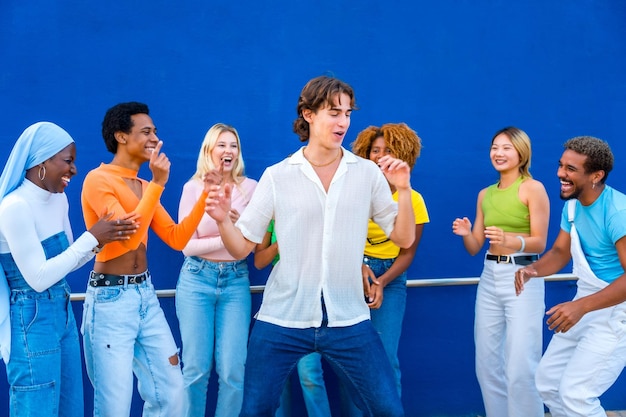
[0,231,83,417]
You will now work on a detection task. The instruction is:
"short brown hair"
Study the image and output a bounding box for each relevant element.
[292,76,356,142]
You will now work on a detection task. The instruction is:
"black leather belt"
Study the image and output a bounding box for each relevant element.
[89,271,149,287]
[485,254,538,266]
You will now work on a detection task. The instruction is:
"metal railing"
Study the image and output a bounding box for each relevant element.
[69,273,578,301]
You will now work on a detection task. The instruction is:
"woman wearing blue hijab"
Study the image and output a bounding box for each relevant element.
[0,122,136,417]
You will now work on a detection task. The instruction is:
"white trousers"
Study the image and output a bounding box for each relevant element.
[536,281,626,417]
[475,258,545,417]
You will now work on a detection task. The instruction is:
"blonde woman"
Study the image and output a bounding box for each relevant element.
[176,123,257,417]
[452,126,550,417]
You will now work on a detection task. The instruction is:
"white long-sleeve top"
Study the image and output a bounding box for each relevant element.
[0,179,98,292]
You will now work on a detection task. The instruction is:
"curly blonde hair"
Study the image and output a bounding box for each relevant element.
[351,123,422,169]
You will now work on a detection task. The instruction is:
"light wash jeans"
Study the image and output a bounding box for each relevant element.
[275,352,331,417]
[176,256,251,417]
[475,257,545,417]
[241,306,403,417]
[81,273,183,417]
[2,233,83,417]
[536,281,626,417]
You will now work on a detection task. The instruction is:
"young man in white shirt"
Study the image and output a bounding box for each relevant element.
[205,75,415,417]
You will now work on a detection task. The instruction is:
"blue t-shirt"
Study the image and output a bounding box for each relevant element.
[560,185,626,283]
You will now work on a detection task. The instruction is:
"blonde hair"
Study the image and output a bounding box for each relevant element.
[192,123,246,183]
[492,126,532,178]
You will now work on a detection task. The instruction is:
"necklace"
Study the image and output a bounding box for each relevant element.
[303,147,342,167]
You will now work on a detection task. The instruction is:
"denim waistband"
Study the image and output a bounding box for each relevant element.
[10,279,70,303]
[187,256,247,271]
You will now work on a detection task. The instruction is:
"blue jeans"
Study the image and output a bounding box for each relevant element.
[241,315,403,417]
[81,274,184,417]
[176,256,251,417]
[342,256,407,416]
[275,352,330,417]
[1,231,83,417]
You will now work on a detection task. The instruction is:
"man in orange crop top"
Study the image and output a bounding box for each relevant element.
[80,102,209,417]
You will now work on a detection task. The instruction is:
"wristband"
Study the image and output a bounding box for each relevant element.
[516,235,526,252]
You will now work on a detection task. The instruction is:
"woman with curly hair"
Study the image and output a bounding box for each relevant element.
[342,123,430,415]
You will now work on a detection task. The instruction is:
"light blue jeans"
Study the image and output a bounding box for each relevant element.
[275,352,331,417]
[2,232,83,417]
[81,274,184,417]
[176,256,251,417]
[342,256,407,416]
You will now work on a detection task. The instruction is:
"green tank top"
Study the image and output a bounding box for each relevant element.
[482,176,531,233]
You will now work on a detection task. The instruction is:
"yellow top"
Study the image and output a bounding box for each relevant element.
[363,188,429,259]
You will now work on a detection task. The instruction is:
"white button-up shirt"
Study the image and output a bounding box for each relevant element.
[237,147,398,328]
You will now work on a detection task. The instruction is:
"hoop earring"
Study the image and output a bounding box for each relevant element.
[38,165,46,181]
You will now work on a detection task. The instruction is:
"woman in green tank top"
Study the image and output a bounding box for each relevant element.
[452,126,550,417]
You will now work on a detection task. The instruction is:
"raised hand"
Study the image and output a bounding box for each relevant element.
[205,182,233,223]
[377,155,411,190]
[452,217,472,236]
[149,141,170,186]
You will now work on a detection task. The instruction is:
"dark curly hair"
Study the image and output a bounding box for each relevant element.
[564,136,613,183]
[292,76,357,142]
[351,123,422,170]
[102,102,150,154]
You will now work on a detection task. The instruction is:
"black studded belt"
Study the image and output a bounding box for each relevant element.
[485,254,539,266]
[89,270,150,287]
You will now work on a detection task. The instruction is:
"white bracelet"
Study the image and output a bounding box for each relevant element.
[516,235,526,252]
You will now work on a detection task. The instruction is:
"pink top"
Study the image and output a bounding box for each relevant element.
[178,176,257,261]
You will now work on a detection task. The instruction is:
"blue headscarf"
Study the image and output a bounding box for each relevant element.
[0,122,74,363]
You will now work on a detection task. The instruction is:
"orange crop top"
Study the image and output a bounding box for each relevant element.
[81,163,207,262]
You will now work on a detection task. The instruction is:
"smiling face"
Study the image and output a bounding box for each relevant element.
[490,133,521,174]
[210,130,240,174]
[41,142,77,193]
[369,136,393,164]
[304,92,352,150]
[118,113,159,163]
[557,149,600,202]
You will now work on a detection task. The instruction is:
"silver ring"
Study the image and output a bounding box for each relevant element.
[118,230,122,236]
[116,219,120,225]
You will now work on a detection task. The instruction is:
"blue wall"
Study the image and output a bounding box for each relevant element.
[1,1,626,415]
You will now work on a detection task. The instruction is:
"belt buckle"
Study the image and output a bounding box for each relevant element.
[498,255,511,264]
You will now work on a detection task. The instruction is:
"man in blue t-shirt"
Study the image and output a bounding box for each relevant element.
[515,136,626,417]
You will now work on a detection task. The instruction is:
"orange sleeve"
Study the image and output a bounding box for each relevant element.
[150,189,208,251]
[81,166,164,261]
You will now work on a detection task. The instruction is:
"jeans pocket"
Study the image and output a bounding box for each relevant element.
[609,305,626,339]
[94,287,124,303]
[183,256,202,273]
[11,380,56,414]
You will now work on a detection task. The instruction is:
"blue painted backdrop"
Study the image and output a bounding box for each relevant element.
[1,1,625,416]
